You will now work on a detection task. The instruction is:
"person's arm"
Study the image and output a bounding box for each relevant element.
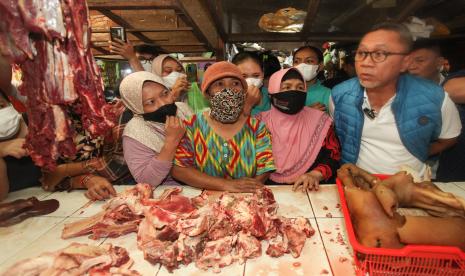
[254,172,271,183]
[123,137,173,187]
[428,93,462,156]
[243,85,261,116]
[171,166,263,192]
[429,138,458,156]
[254,121,276,176]
[293,125,341,192]
[0,158,8,201]
[109,39,144,72]
[307,125,341,182]
[444,77,465,104]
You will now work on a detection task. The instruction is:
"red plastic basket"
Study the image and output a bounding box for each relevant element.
[336,175,465,276]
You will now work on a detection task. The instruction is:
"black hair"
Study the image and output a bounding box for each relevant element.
[369,22,413,52]
[232,52,263,69]
[259,51,281,79]
[134,44,159,56]
[282,68,304,83]
[412,39,442,56]
[293,45,324,63]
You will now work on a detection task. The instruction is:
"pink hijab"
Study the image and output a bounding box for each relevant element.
[258,68,332,183]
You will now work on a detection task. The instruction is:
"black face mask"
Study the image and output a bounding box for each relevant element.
[142,103,177,123]
[270,90,307,115]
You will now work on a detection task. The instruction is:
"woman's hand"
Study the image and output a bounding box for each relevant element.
[164,116,186,145]
[84,176,116,201]
[171,75,190,99]
[226,177,264,193]
[0,138,27,159]
[292,171,323,192]
[247,85,262,107]
[109,38,136,60]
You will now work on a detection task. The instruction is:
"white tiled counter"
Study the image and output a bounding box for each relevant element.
[1,183,464,275]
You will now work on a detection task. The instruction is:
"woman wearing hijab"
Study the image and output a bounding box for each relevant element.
[152,54,209,112]
[172,62,275,192]
[257,68,341,192]
[120,71,192,188]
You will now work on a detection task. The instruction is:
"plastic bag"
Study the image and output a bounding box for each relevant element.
[187,82,210,113]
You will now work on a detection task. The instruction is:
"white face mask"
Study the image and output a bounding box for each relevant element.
[295,63,319,82]
[142,62,152,72]
[0,105,21,140]
[245,77,263,88]
[162,71,185,89]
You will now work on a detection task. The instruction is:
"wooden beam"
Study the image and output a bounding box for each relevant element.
[156,42,205,46]
[92,45,111,55]
[203,0,227,41]
[228,32,362,43]
[177,0,220,53]
[394,0,426,22]
[330,0,384,27]
[87,0,177,10]
[301,0,320,36]
[91,27,193,33]
[95,8,160,49]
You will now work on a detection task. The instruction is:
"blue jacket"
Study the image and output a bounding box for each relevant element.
[332,74,444,164]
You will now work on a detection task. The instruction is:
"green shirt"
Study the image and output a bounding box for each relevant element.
[305,80,331,112]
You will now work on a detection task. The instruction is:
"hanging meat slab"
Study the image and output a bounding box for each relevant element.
[0,0,114,170]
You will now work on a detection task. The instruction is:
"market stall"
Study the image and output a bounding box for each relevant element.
[1,183,465,275]
[1,0,465,275]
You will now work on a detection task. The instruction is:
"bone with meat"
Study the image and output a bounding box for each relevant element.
[62,184,152,239]
[63,186,315,272]
[137,187,314,272]
[1,243,140,276]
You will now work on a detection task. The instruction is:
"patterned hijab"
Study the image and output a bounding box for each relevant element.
[120,71,192,152]
[258,68,332,183]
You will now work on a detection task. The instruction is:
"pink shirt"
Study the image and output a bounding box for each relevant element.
[122,136,179,187]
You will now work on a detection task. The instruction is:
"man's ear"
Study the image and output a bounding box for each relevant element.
[400,54,412,73]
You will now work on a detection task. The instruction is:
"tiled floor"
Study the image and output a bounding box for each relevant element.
[1,183,464,275]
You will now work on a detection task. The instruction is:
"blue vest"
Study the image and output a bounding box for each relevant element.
[332,74,444,164]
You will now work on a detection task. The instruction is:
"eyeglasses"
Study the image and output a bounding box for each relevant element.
[354,50,408,63]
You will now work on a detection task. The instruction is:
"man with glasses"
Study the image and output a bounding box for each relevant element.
[330,22,461,178]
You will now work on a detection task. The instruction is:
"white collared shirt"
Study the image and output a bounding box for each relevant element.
[330,90,461,177]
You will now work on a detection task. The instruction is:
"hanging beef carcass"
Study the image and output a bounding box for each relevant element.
[0,0,114,170]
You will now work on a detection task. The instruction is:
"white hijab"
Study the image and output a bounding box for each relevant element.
[119,71,192,152]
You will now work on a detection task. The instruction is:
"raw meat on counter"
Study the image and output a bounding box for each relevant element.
[1,243,140,276]
[62,185,315,272]
[62,184,152,239]
[0,197,59,227]
[0,0,114,170]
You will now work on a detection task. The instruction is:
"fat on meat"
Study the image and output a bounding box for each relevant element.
[61,186,315,273]
[62,184,151,239]
[0,0,113,170]
[0,243,140,276]
[137,187,315,272]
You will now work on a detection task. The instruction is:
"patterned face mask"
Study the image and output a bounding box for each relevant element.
[209,88,245,124]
